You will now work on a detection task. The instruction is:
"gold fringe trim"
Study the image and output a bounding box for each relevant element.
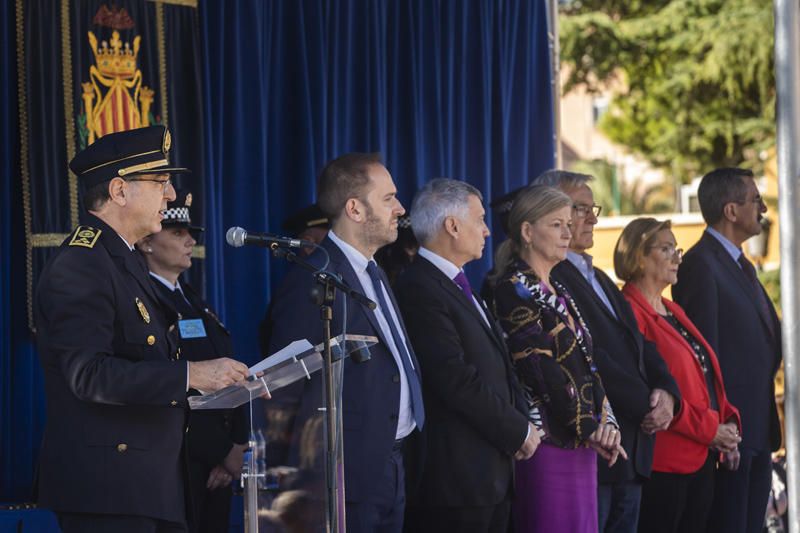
[61,0,78,227]
[148,0,198,7]
[155,2,168,128]
[192,245,205,259]
[16,0,35,332]
[31,234,70,247]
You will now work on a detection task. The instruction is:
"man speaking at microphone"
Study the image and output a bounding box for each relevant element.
[35,127,251,533]
[267,153,425,532]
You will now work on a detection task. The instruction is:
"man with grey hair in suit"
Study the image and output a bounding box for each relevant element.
[395,178,539,532]
[539,169,680,533]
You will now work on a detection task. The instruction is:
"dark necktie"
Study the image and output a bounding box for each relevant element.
[365,261,425,429]
[738,253,775,338]
[453,271,474,302]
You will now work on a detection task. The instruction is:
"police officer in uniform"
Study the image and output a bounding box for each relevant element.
[138,190,248,533]
[34,126,251,533]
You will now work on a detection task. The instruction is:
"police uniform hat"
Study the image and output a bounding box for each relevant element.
[281,204,329,236]
[69,126,190,188]
[161,189,203,235]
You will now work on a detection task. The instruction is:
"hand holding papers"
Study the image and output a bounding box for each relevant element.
[188,334,378,410]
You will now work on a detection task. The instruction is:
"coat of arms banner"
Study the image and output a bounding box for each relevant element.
[16,0,206,330]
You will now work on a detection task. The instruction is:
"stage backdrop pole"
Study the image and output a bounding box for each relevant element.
[774,0,800,531]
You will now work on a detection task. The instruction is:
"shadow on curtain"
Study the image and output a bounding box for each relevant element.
[200,0,555,363]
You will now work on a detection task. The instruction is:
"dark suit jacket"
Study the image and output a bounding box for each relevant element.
[35,215,187,523]
[267,236,422,503]
[552,260,679,483]
[394,256,529,507]
[673,231,782,452]
[623,283,740,474]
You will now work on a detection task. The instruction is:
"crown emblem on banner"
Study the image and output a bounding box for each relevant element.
[78,26,156,148]
[90,30,140,79]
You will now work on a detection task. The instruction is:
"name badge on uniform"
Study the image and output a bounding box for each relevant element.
[178,319,207,339]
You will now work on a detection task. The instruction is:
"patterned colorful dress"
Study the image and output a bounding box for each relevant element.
[493,260,617,533]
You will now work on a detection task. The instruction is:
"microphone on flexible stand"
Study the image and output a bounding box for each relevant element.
[225,226,314,249]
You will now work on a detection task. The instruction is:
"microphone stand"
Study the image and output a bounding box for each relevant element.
[270,244,375,533]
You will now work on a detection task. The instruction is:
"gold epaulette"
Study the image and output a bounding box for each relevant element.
[68,226,102,248]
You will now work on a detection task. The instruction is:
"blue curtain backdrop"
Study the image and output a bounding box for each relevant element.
[200,0,555,364]
[1,0,554,503]
[1,0,46,502]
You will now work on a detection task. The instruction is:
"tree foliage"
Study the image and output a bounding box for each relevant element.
[570,158,675,215]
[560,0,775,183]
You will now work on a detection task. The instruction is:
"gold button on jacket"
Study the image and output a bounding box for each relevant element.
[117,443,128,452]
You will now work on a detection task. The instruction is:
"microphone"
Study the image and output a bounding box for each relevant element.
[226,226,314,249]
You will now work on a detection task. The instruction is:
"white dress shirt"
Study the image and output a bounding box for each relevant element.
[327,231,416,439]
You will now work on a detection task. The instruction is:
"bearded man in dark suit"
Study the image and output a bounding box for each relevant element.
[267,153,425,533]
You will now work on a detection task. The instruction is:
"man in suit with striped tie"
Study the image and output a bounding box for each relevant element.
[394,178,539,532]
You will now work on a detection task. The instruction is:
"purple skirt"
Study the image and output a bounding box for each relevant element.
[513,443,598,533]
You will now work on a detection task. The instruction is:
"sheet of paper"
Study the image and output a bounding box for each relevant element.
[248,339,314,375]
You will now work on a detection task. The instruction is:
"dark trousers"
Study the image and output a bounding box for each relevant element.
[405,501,511,533]
[598,481,642,533]
[58,513,187,533]
[187,462,233,533]
[707,447,772,533]
[345,443,406,533]
[638,452,715,533]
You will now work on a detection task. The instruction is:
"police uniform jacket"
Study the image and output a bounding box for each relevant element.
[150,279,248,472]
[35,214,188,523]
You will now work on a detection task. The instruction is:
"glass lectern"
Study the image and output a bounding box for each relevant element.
[190,333,377,533]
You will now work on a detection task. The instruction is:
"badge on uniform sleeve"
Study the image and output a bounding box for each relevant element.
[135,297,151,324]
[179,318,207,339]
[68,226,101,248]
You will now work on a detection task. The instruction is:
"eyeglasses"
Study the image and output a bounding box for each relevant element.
[744,194,764,205]
[573,203,602,218]
[649,244,683,260]
[126,177,172,191]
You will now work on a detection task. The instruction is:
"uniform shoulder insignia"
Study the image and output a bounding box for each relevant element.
[68,226,102,248]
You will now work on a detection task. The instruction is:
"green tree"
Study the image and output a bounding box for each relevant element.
[560,0,775,184]
[570,158,675,215]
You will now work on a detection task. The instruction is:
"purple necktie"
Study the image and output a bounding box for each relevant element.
[453,271,473,302]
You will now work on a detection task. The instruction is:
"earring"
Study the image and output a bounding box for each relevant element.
[147,248,153,253]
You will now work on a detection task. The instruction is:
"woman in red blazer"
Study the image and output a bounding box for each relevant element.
[614,218,741,533]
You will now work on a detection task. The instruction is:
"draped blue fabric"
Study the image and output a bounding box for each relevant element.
[200,0,555,362]
[1,0,554,503]
[1,0,46,502]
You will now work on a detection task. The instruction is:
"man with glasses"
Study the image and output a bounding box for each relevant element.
[673,167,781,533]
[35,126,251,532]
[539,170,680,533]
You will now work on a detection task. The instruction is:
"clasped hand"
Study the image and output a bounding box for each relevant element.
[640,388,675,434]
[588,423,628,467]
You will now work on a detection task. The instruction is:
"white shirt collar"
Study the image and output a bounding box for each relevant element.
[327,230,372,273]
[118,234,135,251]
[418,247,461,280]
[149,271,182,292]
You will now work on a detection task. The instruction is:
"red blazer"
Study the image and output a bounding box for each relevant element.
[622,284,741,474]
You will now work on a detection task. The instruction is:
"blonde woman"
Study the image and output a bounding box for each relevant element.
[492,184,626,533]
